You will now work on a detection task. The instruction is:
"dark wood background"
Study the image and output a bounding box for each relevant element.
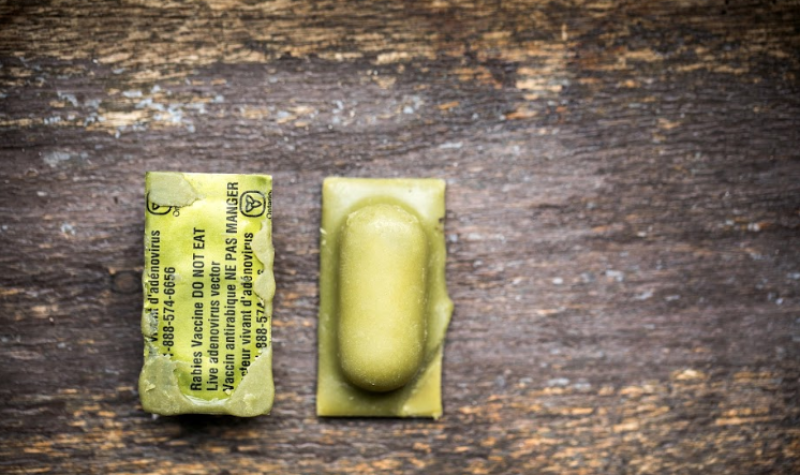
[1,0,799,473]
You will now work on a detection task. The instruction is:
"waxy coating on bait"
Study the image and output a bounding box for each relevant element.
[317,177,453,419]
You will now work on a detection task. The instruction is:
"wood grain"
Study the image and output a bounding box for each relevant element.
[1,0,799,473]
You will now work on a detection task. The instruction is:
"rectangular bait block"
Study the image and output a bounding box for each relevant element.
[317,177,453,418]
[139,172,275,416]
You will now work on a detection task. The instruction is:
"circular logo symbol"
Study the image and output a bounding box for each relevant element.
[146,193,173,215]
[240,191,266,217]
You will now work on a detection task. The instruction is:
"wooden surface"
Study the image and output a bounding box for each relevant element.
[1,0,799,473]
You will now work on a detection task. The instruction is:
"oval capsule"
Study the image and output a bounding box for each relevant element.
[337,204,429,392]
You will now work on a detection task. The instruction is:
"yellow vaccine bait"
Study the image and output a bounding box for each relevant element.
[138,172,275,416]
[317,177,453,418]
[338,204,429,392]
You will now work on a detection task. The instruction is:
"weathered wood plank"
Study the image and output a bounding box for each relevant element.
[1,0,799,473]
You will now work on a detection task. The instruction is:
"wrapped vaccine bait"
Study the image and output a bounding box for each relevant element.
[138,172,275,417]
